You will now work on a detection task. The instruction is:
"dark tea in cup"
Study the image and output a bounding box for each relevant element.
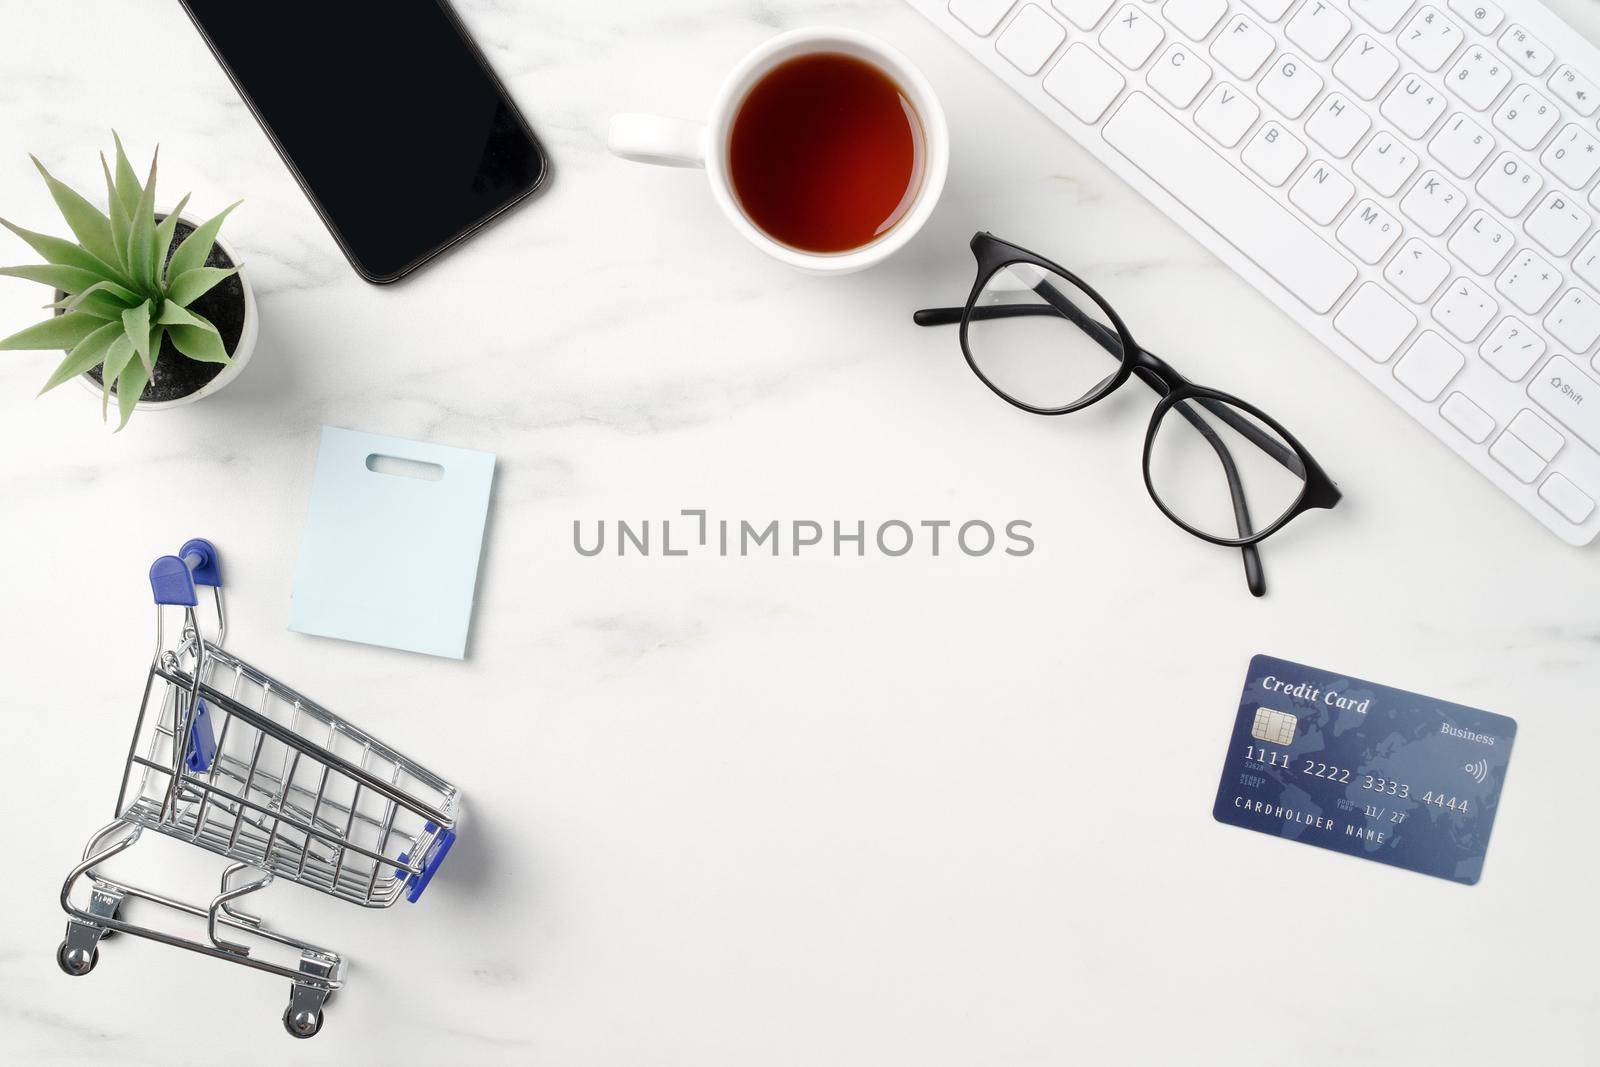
[728,52,927,255]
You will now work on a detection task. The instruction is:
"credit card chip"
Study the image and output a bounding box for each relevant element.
[1251,706,1298,746]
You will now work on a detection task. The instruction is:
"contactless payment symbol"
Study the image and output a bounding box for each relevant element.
[1464,758,1489,784]
[1250,706,1298,746]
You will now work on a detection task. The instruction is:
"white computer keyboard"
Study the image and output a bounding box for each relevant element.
[909,0,1600,545]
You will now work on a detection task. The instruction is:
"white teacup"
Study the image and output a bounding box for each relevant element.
[607,27,948,275]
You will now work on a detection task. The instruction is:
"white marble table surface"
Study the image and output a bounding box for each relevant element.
[4,0,1600,1063]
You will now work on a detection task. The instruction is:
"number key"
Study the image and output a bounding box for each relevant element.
[1493,85,1560,150]
[1543,124,1600,188]
[1476,150,1543,215]
[1398,7,1466,73]
[1448,209,1514,274]
[1447,47,1510,111]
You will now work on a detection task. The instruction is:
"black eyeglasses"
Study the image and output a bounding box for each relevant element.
[914,232,1341,597]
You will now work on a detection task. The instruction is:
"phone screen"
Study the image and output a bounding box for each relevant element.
[181,0,547,282]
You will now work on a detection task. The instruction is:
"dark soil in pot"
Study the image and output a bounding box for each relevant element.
[73,217,247,403]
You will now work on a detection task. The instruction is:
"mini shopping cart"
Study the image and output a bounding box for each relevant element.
[58,539,462,1038]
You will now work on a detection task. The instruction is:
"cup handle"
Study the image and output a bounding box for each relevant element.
[607,114,708,168]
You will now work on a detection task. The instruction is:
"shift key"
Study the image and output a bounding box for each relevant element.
[1528,356,1600,449]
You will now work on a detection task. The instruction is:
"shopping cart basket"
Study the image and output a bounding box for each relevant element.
[58,539,462,1038]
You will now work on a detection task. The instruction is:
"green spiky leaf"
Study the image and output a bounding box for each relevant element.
[116,352,149,430]
[0,310,109,351]
[167,322,230,364]
[38,319,121,394]
[155,301,216,331]
[30,155,119,266]
[0,264,104,293]
[166,265,238,307]
[101,153,130,271]
[100,332,135,419]
[50,284,136,321]
[56,278,139,309]
[152,194,190,283]
[110,132,142,219]
[127,149,159,290]
[0,219,131,287]
[123,300,153,373]
[167,201,238,284]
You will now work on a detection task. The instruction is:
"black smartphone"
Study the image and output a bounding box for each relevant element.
[179,0,548,283]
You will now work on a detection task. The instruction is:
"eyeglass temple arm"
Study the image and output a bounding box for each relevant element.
[911,299,1268,595]
[913,303,1305,478]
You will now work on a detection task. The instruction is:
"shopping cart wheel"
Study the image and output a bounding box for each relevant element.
[282,1006,324,1039]
[56,941,98,977]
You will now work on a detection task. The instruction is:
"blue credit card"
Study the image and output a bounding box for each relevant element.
[1213,655,1517,886]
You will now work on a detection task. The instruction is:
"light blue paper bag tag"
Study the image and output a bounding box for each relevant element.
[290,427,496,659]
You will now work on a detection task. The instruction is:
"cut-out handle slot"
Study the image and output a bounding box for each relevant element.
[366,453,445,481]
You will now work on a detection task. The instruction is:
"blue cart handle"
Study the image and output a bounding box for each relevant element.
[149,538,223,607]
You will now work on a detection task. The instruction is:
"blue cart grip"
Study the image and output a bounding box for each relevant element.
[150,539,222,606]
[185,698,218,773]
[394,822,457,903]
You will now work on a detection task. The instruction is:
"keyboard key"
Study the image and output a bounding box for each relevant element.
[1542,124,1600,188]
[1430,113,1496,177]
[1104,93,1357,312]
[1381,74,1448,137]
[1492,86,1560,150]
[1195,81,1259,146]
[1400,170,1465,235]
[1309,92,1373,155]
[1050,0,1117,29]
[1544,288,1600,352]
[1210,14,1276,79]
[998,5,1067,73]
[1397,7,1466,73]
[1242,120,1307,185]
[1494,248,1560,314]
[1163,0,1227,40]
[1572,231,1600,290]
[1433,277,1497,340]
[1334,35,1400,100]
[1043,43,1128,121]
[1350,0,1414,34]
[1529,355,1600,451]
[1489,430,1546,481]
[1475,151,1542,215]
[1291,160,1356,223]
[1500,24,1552,77]
[1539,472,1596,523]
[1354,132,1419,196]
[1241,0,1295,19]
[1548,64,1600,117]
[1440,391,1496,441]
[951,0,1018,33]
[1480,316,1545,379]
[1524,191,1589,257]
[1386,238,1452,301]
[1446,45,1511,111]
[1336,198,1403,262]
[1447,0,1502,35]
[1286,1,1351,62]
[1508,408,1564,459]
[1449,211,1514,274]
[1148,44,1212,107]
[1260,54,1323,118]
[1100,5,1164,67]
[1395,331,1465,399]
[1334,282,1418,361]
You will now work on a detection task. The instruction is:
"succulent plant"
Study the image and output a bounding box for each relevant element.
[0,134,240,428]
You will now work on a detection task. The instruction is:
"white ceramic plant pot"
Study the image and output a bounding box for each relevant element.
[74,212,257,411]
